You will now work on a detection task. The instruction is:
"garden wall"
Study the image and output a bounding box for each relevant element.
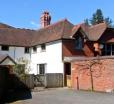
[71,56,114,92]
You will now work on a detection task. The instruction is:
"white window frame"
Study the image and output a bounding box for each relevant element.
[37,64,47,75]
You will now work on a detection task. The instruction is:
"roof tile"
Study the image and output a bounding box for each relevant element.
[0,20,108,47]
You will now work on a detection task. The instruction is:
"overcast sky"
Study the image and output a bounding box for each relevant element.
[0,0,114,29]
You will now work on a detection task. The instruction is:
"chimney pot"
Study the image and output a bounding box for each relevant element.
[40,11,51,28]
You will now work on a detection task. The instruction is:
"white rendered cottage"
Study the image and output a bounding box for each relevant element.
[0,11,110,86]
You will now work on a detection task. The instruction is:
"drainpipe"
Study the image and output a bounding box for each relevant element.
[14,47,16,61]
[29,47,32,72]
[76,77,79,90]
[90,65,94,91]
[30,47,32,61]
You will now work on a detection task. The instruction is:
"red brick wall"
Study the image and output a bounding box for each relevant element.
[62,40,94,58]
[71,57,114,92]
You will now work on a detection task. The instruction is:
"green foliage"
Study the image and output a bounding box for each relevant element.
[84,9,113,27]
[105,17,113,27]
[13,57,31,76]
[90,9,104,25]
[84,19,90,26]
[13,64,25,75]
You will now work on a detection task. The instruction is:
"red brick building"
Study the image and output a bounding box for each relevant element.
[63,22,114,92]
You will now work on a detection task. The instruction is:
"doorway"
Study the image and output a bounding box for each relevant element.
[64,62,71,86]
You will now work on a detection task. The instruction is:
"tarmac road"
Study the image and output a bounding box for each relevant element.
[20,88,114,104]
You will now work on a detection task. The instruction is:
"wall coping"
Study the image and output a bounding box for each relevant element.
[64,56,114,62]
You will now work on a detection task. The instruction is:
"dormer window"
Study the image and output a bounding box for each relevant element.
[75,36,83,50]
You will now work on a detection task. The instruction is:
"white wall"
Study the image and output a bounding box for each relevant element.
[0,46,31,64]
[0,40,64,75]
[31,40,64,74]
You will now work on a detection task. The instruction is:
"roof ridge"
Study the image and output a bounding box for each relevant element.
[61,19,67,38]
[0,22,14,29]
[72,24,81,31]
[87,22,107,41]
[89,22,107,29]
[72,23,89,31]
[37,18,69,31]
[0,27,35,31]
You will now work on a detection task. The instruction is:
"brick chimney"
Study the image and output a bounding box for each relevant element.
[40,11,51,28]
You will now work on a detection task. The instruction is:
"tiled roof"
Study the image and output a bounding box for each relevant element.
[0,20,108,47]
[0,28,34,46]
[87,22,107,41]
[0,54,16,64]
[31,19,74,46]
[70,22,107,41]
[0,23,14,29]
[0,54,8,63]
[69,24,81,38]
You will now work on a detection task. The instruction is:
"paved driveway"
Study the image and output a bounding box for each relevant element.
[19,88,114,104]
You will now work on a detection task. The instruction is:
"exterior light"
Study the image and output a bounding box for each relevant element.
[99,44,104,49]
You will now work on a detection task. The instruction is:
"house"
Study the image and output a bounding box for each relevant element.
[0,11,114,87]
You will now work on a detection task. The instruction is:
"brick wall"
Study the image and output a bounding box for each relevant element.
[71,57,114,92]
[62,40,94,57]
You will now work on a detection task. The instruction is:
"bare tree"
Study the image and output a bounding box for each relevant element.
[75,58,105,91]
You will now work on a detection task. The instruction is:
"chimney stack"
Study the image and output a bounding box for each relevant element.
[40,11,51,28]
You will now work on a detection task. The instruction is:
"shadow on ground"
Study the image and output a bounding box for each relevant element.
[0,67,32,103]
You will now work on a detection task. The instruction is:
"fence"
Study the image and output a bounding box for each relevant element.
[0,72,63,95]
[21,73,63,88]
[45,73,63,88]
[20,74,34,89]
[34,74,45,87]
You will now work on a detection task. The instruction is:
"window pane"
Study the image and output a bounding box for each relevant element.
[101,51,105,56]
[33,46,37,52]
[75,37,82,50]
[112,44,114,51]
[101,44,112,56]
[112,52,114,55]
[1,45,9,51]
[106,44,111,50]
[25,47,30,53]
[39,64,45,74]
[41,44,46,51]
[106,51,111,55]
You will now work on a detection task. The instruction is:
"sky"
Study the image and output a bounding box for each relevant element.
[0,0,114,29]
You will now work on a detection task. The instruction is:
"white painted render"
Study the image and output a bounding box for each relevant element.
[30,40,64,74]
[0,46,31,64]
[0,40,64,75]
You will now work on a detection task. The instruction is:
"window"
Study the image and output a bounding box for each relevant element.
[37,64,46,74]
[41,44,46,52]
[33,46,37,53]
[101,43,114,56]
[1,45,9,51]
[25,47,30,53]
[75,37,83,50]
